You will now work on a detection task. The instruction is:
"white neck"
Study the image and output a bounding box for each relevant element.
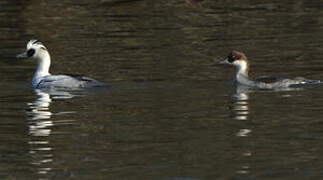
[234,60,254,86]
[235,60,248,76]
[32,52,51,87]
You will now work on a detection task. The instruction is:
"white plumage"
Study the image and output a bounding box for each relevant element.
[17,40,107,89]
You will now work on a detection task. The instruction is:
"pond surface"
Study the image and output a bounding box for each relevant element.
[1,0,323,179]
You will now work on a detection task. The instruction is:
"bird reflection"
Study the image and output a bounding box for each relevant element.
[26,89,76,178]
[229,84,252,175]
[232,85,252,140]
[231,84,250,122]
[27,89,53,136]
[228,84,304,175]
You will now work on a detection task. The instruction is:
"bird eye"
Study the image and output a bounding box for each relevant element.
[228,55,235,62]
[27,49,35,57]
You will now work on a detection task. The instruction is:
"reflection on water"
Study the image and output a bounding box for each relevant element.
[26,89,76,178]
[232,85,250,121]
[228,84,316,177]
[27,90,52,122]
[26,89,76,135]
[230,85,252,175]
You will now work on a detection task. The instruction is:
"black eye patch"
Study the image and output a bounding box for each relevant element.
[27,49,35,57]
[228,55,236,63]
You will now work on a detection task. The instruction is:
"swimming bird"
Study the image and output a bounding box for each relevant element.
[17,40,107,89]
[220,51,321,89]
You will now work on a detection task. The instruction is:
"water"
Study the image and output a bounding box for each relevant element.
[1,0,323,179]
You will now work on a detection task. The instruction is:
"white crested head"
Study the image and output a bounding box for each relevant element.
[17,40,52,86]
[24,40,49,60]
[221,51,249,76]
[17,39,50,62]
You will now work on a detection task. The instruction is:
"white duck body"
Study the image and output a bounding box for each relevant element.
[17,40,107,89]
[220,51,321,89]
[35,74,105,89]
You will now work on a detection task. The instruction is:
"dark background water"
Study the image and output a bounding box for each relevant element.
[1,0,323,179]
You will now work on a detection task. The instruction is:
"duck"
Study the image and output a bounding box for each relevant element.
[17,40,107,89]
[220,51,321,89]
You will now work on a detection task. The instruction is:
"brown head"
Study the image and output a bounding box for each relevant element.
[220,51,250,76]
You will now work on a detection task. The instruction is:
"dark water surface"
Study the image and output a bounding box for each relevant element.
[1,0,323,179]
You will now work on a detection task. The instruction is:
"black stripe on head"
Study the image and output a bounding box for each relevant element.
[227,52,236,63]
[27,49,35,57]
[32,40,39,44]
[32,40,44,46]
[40,46,47,51]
